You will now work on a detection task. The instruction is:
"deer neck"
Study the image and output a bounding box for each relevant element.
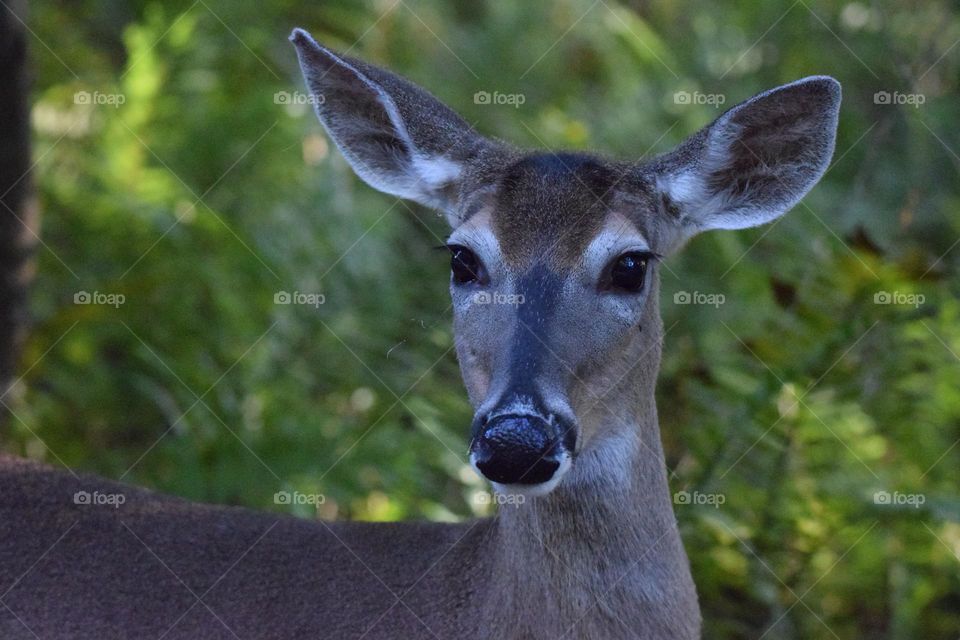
[482,428,697,637]
[478,306,700,638]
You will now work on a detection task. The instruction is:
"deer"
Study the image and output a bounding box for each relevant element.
[0,27,840,640]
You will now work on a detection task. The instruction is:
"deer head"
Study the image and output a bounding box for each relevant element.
[291,28,840,498]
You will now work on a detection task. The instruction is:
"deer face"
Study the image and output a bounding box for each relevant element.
[445,155,668,494]
[292,29,840,496]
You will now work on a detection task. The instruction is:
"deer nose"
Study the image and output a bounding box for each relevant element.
[469,414,566,486]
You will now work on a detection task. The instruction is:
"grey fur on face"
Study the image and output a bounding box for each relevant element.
[0,27,842,640]
[288,26,840,638]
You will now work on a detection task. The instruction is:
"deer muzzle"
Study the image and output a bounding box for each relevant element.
[469,413,574,489]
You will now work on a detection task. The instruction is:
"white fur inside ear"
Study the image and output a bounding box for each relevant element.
[656,120,745,232]
[656,170,703,210]
[656,79,840,236]
[297,38,465,213]
[370,89,463,195]
[412,155,462,191]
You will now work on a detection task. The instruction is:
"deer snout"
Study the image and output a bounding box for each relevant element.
[469,414,574,492]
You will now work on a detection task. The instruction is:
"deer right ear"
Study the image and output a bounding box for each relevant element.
[290,28,498,228]
[653,76,841,249]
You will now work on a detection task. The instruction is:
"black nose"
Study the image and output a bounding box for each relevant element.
[470,414,564,485]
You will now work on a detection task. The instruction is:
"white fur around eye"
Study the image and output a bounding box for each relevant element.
[446,209,504,284]
[583,212,650,282]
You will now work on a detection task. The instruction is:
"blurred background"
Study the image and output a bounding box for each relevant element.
[1,0,958,637]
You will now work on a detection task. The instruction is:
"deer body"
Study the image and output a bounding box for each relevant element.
[0,27,840,639]
[1,412,692,639]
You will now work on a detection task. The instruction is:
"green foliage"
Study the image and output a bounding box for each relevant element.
[8,0,960,637]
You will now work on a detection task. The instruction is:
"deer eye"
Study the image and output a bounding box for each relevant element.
[447,245,485,285]
[607,251,650,292]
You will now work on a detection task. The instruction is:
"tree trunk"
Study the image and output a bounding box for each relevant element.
[0,0,37,435]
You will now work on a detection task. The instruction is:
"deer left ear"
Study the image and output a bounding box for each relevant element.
[654,76,841,245]
[290,28,502,227]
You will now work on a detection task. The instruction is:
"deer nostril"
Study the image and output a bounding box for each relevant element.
[469,414,565,485]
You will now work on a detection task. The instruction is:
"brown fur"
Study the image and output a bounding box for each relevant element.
[492,153,618,267]
[0,29,841,640]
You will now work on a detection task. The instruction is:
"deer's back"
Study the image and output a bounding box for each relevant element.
[0,455,492,639]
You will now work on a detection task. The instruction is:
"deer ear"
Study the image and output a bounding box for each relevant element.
[654,76,841,244]
[290,28,497,226]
